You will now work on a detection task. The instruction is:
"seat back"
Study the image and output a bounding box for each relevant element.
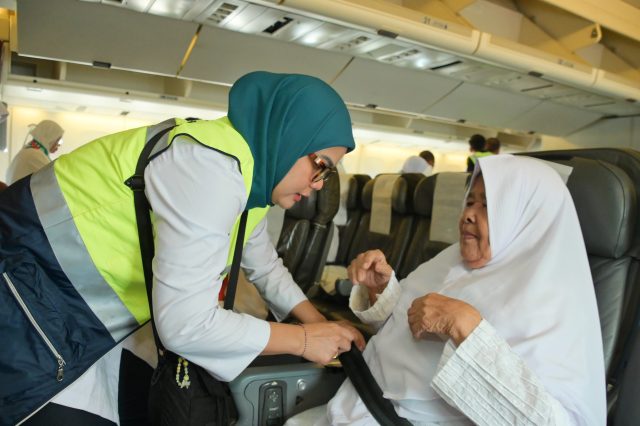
[521,149,640,415]
[293,171,341,291]
[275,193,314,273]
[334,174,371,265]
[346,174,414,271]
[398,174,437,279]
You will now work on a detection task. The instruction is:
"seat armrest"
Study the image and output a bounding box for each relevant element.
[230,359,345,426]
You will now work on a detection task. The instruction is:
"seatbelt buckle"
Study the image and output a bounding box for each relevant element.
[124,175,145,191]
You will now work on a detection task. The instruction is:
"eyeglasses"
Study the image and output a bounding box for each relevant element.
[308,153,335,183]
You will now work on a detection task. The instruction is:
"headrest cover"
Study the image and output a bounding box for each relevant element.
[562,158,636,258]
[370,174,400,235]
[414,175,437,217]
[430,172,469,244]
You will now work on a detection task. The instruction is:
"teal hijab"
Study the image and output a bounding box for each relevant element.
[228,71,355,209]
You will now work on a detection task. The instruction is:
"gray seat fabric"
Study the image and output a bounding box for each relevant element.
[521,150,640,418]
[334,174,371,266]
[614,318,640,425]
[276,195,313,273]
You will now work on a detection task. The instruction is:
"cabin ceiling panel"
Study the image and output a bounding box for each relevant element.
[506,101,603,136]
[180,25,352,85]
[19,0,196,76]
[423,82,541,129]
[330,57,460,114]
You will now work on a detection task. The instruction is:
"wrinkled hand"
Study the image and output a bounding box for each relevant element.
[301,321,365,365]
[347,250,393,294]
[407,293,482,346]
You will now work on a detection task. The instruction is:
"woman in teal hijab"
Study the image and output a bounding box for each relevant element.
[0,71,362,426]
[229,71,355,208]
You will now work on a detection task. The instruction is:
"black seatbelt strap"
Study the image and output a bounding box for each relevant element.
[224,210,249,310]
[125,123,249,351]
[339,346,412,426]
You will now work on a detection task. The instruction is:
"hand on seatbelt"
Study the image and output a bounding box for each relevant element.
[299,321,365,365]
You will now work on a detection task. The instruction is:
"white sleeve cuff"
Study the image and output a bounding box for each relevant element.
[349,273,401,329]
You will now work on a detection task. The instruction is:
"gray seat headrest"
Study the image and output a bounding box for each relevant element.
[564,158,637,259]
[347,175,371,210]
[315,170,340,225]
[413,175,437,217]
[286,190,317,221]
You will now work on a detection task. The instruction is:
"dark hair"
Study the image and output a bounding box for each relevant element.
[486,137,501,154]
[419,150,435,166]
[468,134,486,152]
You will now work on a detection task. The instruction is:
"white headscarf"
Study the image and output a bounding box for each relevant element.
[401,155,432,176]
[356,155,606,423]
[29,119,64,150]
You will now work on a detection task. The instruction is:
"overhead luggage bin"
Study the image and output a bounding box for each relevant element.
[180,25,353,85]
[331,57,460,114]
[474,32,598,91]
[18,0,197,77]
[278,0,481,56]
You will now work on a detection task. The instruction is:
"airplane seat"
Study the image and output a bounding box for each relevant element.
[292,170,341,292]
[398,174,437,279]
[521,150,640,418]
[346,174,414,271]
[275,190,315,273]
[333,174,371,266]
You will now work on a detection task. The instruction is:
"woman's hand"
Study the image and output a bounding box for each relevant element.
[407,293,482,346]
[348,250,393,303]
[300,321,365,365]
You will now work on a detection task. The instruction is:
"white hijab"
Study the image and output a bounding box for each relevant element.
[401,156,433,176]
[337,155,606,424]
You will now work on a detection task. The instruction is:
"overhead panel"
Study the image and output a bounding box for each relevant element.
[594,70,640,102]
[506,101,603,136]
[19,0,197,76]
[424,82,541,129]
[180,25,353,84]
[331,57,460,114]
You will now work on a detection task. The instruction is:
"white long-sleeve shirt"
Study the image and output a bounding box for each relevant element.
[53,137,306,423]
[325,276,573,425]
[6,147,50,184]
[147,136,306,380]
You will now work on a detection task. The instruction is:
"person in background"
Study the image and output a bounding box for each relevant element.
[401,155,432,176]
[419,150,435,169]
[465,134,491,173]
[485,137,501,155]
[5,119,64,184]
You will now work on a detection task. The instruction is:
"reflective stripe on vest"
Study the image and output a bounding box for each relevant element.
[30,117,267,340]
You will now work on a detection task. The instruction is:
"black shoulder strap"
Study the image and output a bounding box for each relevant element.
[125,124,248,351]
[339,346,412,426]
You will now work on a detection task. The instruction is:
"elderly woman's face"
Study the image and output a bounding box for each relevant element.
[459,176,491,269]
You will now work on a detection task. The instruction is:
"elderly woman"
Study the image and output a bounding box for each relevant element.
[295,155,606,425]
